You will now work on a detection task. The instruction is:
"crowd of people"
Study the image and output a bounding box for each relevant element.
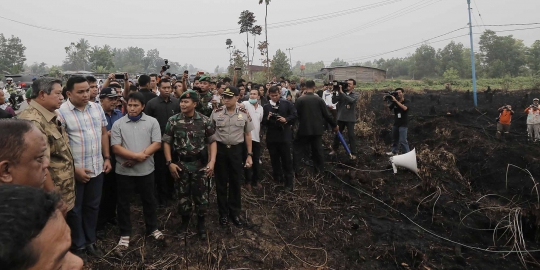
[0,71,411,269]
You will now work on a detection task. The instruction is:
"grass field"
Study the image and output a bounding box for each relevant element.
[357,76,540,92]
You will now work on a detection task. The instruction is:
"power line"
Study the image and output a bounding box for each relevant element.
[472,0,487,28]
[291,0,445,49]
[336,25,540,64]
[0,0,406,40]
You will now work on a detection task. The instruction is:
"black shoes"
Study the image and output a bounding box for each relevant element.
[86,243,104,258]
[229,215,243,227]
[219,216,229,227]
[197,215,207,240]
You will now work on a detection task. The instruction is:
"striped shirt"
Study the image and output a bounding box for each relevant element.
[58,99,108,177]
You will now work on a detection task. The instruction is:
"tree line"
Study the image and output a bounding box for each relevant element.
[2,29,539,82]
[317,30,540,80]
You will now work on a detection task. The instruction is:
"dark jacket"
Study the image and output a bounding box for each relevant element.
[139,88,157,104]
[144,95,180,134]
[262,99,297,143]
[295,92,337,136]
[332,89,359,122]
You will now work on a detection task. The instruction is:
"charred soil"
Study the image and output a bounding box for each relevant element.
[91,89,540,269]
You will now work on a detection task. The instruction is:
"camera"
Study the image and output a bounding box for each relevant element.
[114,73,125,80]
[269,112,281,121]
[161,59,170,72]
[332,80,348,92]
[384,91,399,102]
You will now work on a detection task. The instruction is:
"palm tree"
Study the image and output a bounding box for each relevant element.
[259,0,271,79]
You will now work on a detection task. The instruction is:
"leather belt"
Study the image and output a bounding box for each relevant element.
[217,142,241,149]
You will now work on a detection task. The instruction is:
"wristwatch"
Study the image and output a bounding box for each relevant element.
[247,152,253,157]
[103,156,110,160]
[166,160,172,166]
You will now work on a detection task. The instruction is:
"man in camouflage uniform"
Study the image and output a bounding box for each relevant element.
[195,76,215,117]
[162,90,217,240]
[18,78,76,211]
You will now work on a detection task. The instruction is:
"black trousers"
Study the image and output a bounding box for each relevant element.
[244,141,261,185]
[97,161,117,230]
[215,142,243,217]
[154,149,173,203]
[332,120,357,154]
[293,135,325,174]
[116,173,158,236]
[267,141,294,188]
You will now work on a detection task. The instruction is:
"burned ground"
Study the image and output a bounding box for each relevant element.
[91,89,540,269]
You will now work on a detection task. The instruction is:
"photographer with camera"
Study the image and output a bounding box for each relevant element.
[329,79,359,158]
[262,86,297,191]
[496,104,514,140]
[525,100,540,142]
[385,88,410,155]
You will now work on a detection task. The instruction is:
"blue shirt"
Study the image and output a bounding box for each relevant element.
[105,109,123,131]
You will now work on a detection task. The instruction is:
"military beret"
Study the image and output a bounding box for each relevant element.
[180,90,200,102]
[198,76,211,82]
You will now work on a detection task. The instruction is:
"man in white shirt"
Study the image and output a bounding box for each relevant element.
[241,88,264,190]
[323,84,338,121]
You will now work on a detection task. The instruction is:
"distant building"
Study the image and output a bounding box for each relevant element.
[320,66,386,83]
[247,65,267,78]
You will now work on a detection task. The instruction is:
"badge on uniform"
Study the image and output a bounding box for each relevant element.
[238,114,243,120]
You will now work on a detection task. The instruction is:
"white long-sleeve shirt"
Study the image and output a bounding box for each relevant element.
[322,90,337,109]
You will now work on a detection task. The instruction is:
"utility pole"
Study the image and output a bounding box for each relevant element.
[467,0,478,107]
[286,48,293,70]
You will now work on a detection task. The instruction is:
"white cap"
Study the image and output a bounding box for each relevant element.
[6,77,12,81]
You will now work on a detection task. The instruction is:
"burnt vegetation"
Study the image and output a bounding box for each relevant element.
[93,89,540,269]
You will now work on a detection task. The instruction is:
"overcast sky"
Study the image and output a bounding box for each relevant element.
[1,0,539,72]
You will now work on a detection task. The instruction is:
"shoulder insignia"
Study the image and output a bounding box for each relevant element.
[214,107,224,112]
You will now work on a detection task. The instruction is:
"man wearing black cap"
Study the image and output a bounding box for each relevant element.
[195,76,215,117]
[210,86,254,227]
[162,90,217,239]
[97,87,123,233]
[144,78,180,206]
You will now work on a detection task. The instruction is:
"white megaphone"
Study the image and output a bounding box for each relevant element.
[390,148,418,174]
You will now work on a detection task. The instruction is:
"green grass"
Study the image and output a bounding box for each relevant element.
[357,76,540,92]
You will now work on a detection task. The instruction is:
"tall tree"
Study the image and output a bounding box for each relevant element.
[479,30,526,77]
[88,45,115,72]
[437,41,466,77]
[63,38,91,71]
[527,40,540,75]
[250,25,262,66]
[0,34,27,74]
[270,49,292,78]
[259,0,271,79]
[412,44,437,78]
[238,10,260,68]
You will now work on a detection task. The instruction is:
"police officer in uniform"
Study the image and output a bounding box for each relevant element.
[162,90,217,240]
[210,86,254,227]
